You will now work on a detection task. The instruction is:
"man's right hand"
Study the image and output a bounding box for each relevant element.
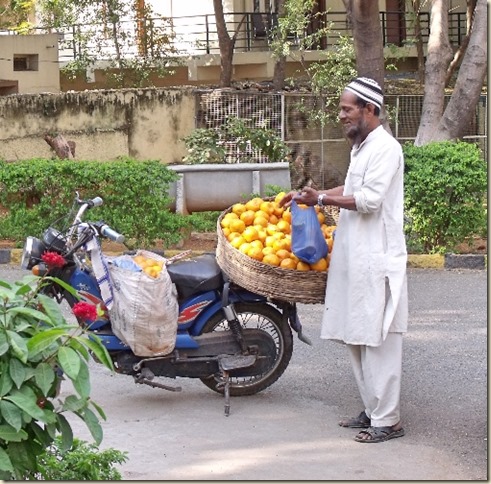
[279,186,319,208]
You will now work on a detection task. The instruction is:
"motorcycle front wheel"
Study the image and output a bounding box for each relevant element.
[199,302,293,396]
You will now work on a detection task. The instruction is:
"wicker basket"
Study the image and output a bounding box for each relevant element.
[216,205,331,304]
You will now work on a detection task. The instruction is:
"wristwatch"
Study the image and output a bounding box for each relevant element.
[317,193,326,207]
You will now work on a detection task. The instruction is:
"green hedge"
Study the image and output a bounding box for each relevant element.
[403,141,487,254]
[0,157,186,248]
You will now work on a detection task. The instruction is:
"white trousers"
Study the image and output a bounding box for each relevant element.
[346,332,403,427]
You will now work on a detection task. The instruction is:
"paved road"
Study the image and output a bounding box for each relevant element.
[1,266,487,480]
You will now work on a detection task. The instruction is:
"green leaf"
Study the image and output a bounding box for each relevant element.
[58,346,81,380]
[89,399,107,421]
[30,421,53,448]
[0,331,9,356]
[6,306,53,325]
[34,362,56,396]
[6,330,28,364]
[27,328,69,357]
[72,359,90,399]
[9,358,27,389]
[82,407,103,445]
[0,424,28,442]
[62,395,88,413]
[46,276,80,299]
[4,388,46,421]
[0,447,14,473]
[55,413,74,453]
[78,335,114,371]
[36,293,67,327]
[67,337,90,361]
[0,370,13,397]
[0,287,17,302]
[0,400,23,431]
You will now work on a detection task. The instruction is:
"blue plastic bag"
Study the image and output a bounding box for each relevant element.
[291,200,328,264]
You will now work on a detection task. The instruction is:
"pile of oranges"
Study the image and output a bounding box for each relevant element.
[220,192,336,272]
[133,254,165,278]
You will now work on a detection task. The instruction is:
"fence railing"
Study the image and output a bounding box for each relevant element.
[0,11,467,64]
[195,90,487,189]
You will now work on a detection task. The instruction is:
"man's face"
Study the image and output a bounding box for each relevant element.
[338,90,369,142]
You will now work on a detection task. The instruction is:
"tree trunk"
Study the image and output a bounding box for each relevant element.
[44,134,75,159]
[213,0,234,87]
[432,0,487,141]
[415,0,454,146]
[350,0,385,89]
[410,0,425,84]
[273,0,286,90]
[444,0,476,86]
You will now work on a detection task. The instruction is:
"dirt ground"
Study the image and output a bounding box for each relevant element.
[4,232,486,255]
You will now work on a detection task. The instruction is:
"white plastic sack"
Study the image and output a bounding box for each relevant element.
[108,250,179,357]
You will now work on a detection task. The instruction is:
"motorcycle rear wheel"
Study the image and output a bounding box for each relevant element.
[199,302,293,396]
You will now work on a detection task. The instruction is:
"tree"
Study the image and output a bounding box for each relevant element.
[36,0,182,88]
[415,0,487,145]
[344,0,385,89]
[213,0,246,87]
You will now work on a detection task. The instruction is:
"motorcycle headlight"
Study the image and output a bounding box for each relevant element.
[42,227,67,253]
[21,236,46,270]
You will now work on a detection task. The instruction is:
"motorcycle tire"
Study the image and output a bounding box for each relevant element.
[199,302,293,396]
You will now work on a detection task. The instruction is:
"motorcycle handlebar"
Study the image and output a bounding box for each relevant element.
[100,224,125,244]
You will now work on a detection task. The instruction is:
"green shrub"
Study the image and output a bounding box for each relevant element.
[30,437,128,480]
[182,117,291,164]
[0,274,114,480]
[0,157,185,248]
[403,141,487,254]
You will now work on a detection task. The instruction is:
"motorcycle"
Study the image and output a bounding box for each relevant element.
[21,193,310,415]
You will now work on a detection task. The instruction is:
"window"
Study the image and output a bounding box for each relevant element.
[13,54,39,71]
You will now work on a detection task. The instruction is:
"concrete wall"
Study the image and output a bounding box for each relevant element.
[0,33,60,94]
[0,88,195,163]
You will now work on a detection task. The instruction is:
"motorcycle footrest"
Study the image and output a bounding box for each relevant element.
[218,354,256,371]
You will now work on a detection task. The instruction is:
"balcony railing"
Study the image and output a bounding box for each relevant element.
[0,11,467,64]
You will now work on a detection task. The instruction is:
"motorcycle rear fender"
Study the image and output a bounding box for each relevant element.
[189,288,268,336]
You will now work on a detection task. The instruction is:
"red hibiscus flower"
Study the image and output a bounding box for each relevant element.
[41,251,66,268]
[72,302,98,322]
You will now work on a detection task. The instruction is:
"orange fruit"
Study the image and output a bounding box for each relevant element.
[262,246,275,256]
[229,218,246,234]
[230,235,246,249]
[265,235,276,248]
[256,229,267,243]
[310,257,328,272]
[250,239,264,250]
[253,216,268,228]
[222,227,231,238]
[232,203,247,216]
[227,231,241,242]
[262,253,281,266]
[282,209,292,223]
[272,238,290,253]
[272,231,285,241]
[133,255,145,266]
[268,214,279,225]
[275,249,291,260]
[240,210,256,226]
[274,192,286,204]
[296,261,311,271]
[280,258,297,270]
[247,246,264,261]
[243,226,259,242]
[239,242,251,254]
[245,197,263,212]
[220,213,239,228]
[317,211,326,225]
[266,224,278,236]
[259,201,274,215]
[276,219,291,234]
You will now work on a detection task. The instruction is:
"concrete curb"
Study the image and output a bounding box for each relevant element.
[3,248,486,270]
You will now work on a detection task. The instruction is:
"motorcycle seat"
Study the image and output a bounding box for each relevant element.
[167,252,223,300]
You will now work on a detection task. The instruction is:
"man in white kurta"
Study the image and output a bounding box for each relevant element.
[281,77,408,443]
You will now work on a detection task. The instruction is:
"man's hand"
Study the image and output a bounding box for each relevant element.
[279,186,319,208]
